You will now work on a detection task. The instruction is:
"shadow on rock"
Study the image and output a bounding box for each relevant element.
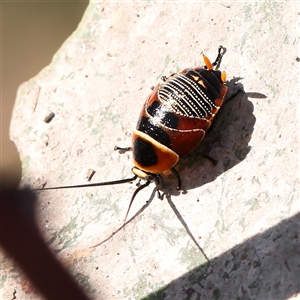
[161,79,265,194]
[143,212,299,300]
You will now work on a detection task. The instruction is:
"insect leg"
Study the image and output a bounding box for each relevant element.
[170,167,181,190]
[154,174,163,199]
[124,180,151,223]
[204,46,227,70]
[167,195,210,263]
[212,45,227,68]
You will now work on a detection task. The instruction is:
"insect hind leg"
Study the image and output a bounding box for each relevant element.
[170,167,181,190]
[212,45,227,68]
[204,45,227,70]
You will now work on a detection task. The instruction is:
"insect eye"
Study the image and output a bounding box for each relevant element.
[145,174,156,182]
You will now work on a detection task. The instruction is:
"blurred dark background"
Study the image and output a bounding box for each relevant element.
[1,1,89,189]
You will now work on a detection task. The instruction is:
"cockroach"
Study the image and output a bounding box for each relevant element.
[36,46,228,247]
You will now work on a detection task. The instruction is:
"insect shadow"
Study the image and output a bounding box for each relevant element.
[160,78,259,196]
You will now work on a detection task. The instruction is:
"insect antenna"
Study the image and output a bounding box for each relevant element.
[123,180,151,223]
[90,185,156,249]
[90,176,159,248]
[34,174,160,248]
[34,175,138,191]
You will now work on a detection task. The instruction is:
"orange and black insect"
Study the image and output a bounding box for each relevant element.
[37,46,228,244]
[131,46,227,183]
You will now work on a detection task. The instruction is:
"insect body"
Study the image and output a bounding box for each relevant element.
[131,46,227,183]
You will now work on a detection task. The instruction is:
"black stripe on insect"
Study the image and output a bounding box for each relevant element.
[35,46,228,248]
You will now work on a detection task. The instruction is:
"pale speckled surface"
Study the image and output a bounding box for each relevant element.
[3,2,299,299]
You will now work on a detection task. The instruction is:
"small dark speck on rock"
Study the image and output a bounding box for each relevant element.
[44,111,55,123]
[186,287,195,297]
[85,169,95,181]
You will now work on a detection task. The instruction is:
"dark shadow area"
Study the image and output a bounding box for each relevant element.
[142,212,300,300]
[160,79,264,195]
[0,187,90,300]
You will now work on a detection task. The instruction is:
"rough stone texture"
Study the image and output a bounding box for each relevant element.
[3,2,299,299]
